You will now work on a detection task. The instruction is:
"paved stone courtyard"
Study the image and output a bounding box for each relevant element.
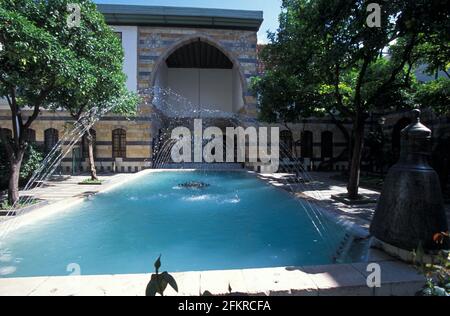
[16,174,131,202]
[259,171,450,232]
[0,174,132,222]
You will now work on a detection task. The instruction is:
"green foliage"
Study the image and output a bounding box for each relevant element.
[40,0,140,118]
[1,1,67,101]
[251,70,330,123]
[414,78,450,115]
[19,144,44,183]
[78,178,102,185]
[0,199,38,210]
[0,141,44,191]
[414,245,450,296]
[111,90,141,118]
[254,0,449,198]
[145,255,178,296]
[0,0,139,202]
[253,0,450,122]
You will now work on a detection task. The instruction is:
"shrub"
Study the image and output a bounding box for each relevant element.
[0,142,44,191]
[414,236,450,296]
[78,179,103,185]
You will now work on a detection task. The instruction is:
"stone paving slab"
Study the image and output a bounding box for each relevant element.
[297,264,372,296]
[242,267,318,296]
[352,260,425,296]
[0,276,50,296]
[199,269,248,296]
[165,271,202,296]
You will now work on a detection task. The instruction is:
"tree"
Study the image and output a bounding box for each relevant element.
[0,140,44,192]
[412,33,450,116]
[0,0,137,204]
[0,0,81,204]
[45,1,138,180]
[253,0,449,199]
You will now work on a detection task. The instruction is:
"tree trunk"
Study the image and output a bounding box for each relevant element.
[87,132,98,181]
[8,150,25,206]
[347,114,365,199]
[318,112,351,171]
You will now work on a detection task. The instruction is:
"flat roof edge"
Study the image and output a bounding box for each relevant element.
[97,4,263,31]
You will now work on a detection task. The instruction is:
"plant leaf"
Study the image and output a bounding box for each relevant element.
[433,286,448,296]
[161,271,178,293]
[156,274,168,295]
[154,255,161,272]
[145,274,159,296]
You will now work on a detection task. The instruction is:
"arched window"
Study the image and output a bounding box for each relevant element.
[301,131,313,158]
[321,131,333,159]
[280,130,293,158]
[44,128,59,153]
[0,128,12,143]
[82,129,97,159]
[25,129,36,143]
[112,128,126,158]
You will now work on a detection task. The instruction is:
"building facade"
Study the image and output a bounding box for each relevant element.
[1,4,447,177]
[0,4,262,173]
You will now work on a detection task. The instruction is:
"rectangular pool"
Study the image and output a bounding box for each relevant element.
[0,171,351,277]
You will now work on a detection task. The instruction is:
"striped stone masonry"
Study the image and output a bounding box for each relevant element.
[0,109,153,173]
[137,27,259,114]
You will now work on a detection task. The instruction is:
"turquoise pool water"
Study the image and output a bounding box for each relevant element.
[0,171,350,278]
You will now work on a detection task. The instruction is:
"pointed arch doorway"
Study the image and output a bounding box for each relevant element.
[151,37,247,117]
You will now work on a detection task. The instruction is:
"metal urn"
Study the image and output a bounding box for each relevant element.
[370,109,449,251]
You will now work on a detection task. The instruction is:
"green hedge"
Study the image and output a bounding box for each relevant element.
[0,142,44,191]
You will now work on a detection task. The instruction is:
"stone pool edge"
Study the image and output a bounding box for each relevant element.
[0,249,425,296]
[0,169,425,296]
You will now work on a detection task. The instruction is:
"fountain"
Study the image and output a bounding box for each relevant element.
[0,96,137,240]
[370,109,449,253]
[143,87,364,261]
[177,181,210,189]
[0,86,364,263]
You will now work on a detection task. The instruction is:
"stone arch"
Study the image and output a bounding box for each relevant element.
[112,125,129,131]
[150,34,249,109]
